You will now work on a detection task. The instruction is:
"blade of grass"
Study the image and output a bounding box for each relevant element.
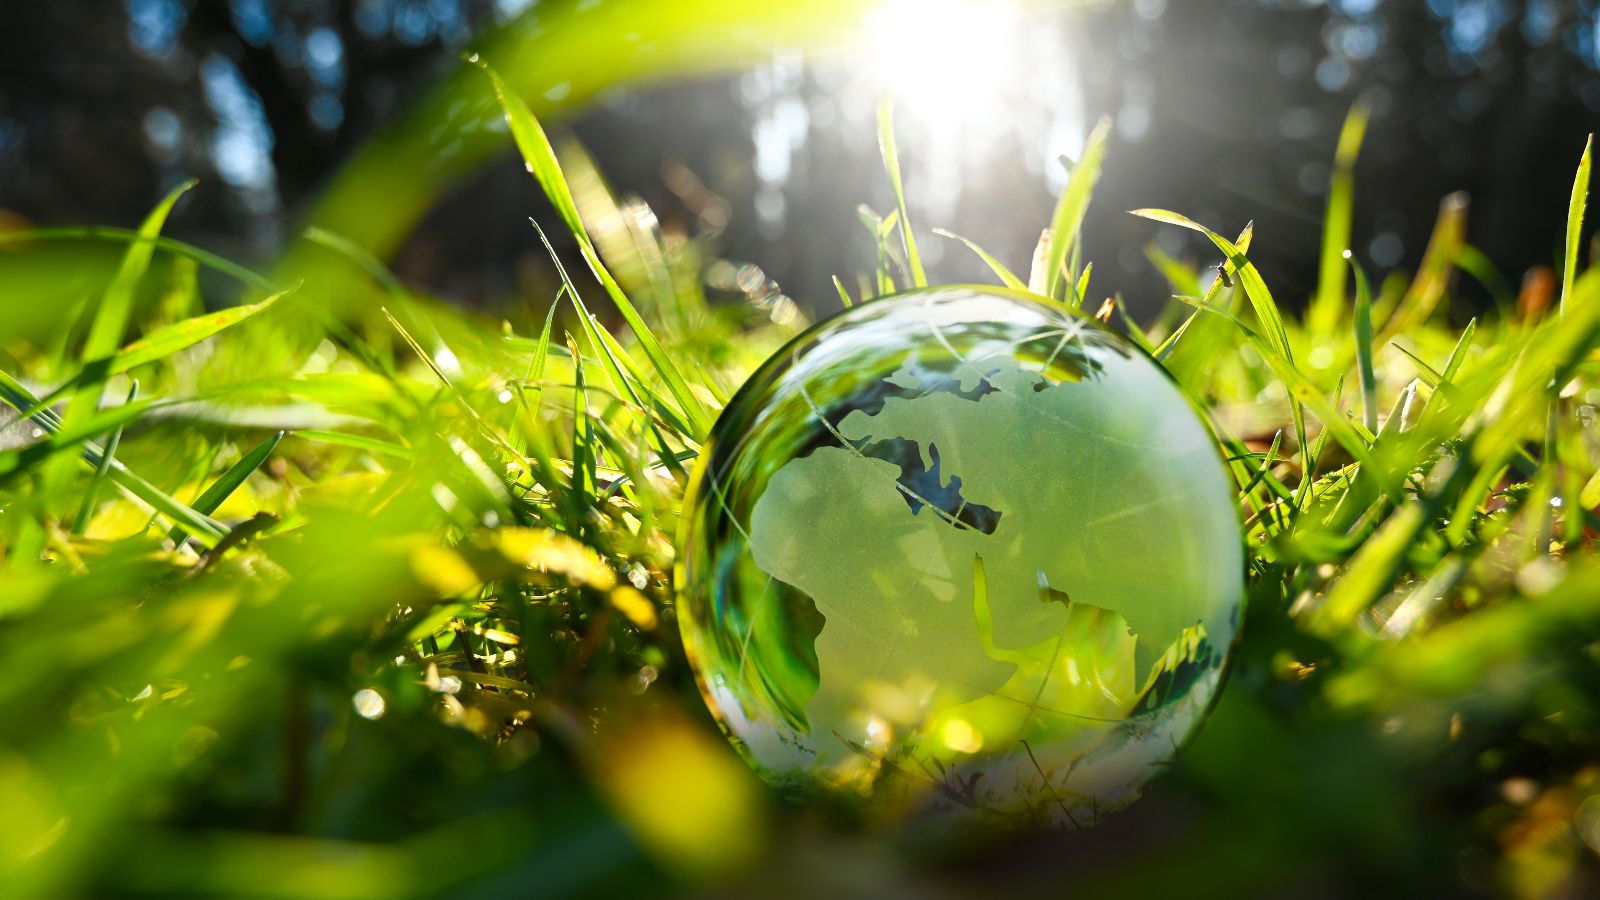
[295,430,414,460]
[71,380,138,535]
[0,225,275,292]
[471,56,710,436]
[933,229,1025,290]
[568,333,596,509]
[531,221,690,472]
[1309,103,1368,335]
[832,275,855,308]
[167,431,285,544]
[1380,192,1467,338]
[523,288,564,410]
[1348,251,1378,433]
[0,370,225,545]
[1136,210,1311,508]
[1560,135,1593,315]
[1043,118,1111,300]
[36,287,294,412]
[1153,222,1254,361]
[1074,262,1094,309]
[47,181,194,511]
[877,97,926,288]
[1391,344,1443,387]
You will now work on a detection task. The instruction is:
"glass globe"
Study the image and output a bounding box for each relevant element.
[676,285,1243,826]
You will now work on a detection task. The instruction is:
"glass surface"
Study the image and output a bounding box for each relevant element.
[676,285,1243,826]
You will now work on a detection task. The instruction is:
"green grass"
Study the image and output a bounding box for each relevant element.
[1,48,1599,900]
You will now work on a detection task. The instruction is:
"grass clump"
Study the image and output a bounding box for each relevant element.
[0,52,1598,899]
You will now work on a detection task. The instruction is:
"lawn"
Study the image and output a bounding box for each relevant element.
[1,6,1599,898]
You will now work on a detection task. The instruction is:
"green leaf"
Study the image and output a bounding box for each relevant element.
[1348,251,1378,433]
[295,430,414,460]
[82,181,196,365]
[72,380,139,535]
[169,431,285,543]
[1043,118,1111,300]
[39,287,293,410]
[832,275,855,308]
[524,287,564,409]
[877,97,926,288]
[1136,210,1309,507]
[0,369,225,545]
[1309,103,1368,334]
[0,226,275,291]
[933,229,1025,290]
[1561,134,1592,315]
[471,55,711,436]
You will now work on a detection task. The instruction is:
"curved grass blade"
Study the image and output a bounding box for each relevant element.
[49,181,195,508]
[524,287,564,410]
[0,226,276,291]
[933,229,1025,290]
[1138,210,1311,507]
[36,287,294,412]
[1153,221,1254,361]
[1074,262,1094,309]
[472,55,710,436]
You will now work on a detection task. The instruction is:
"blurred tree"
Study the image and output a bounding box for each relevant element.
[0,0,1595,314]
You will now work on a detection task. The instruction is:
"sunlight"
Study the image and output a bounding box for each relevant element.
[864,0,1027,120]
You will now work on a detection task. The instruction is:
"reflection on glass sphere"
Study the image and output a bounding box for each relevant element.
[676,285,1243,826]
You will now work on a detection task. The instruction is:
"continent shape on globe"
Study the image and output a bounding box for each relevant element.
[747,352,1237,759]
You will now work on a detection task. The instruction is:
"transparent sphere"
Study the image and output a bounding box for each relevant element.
[676,286,1242,827]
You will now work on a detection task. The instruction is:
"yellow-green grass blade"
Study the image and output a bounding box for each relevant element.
[1380,193,1467,339]
[294,430,414,460]
[1309,103,1368,335]
[1043,117,1111,300]
[1347,251,1378,433]
[832,275,855,308]
[933,229,1026,290]
[472,56,710,436]
[35,287,293,412]
[80,181,196,366]
[523,287,564,411]
[0,226,276,291]
[0,370,225,545]
[46,181,194,514]
[1074,262,1094,309]
[1135,210,1310,507]
[1561,134,1593,315]
[1153,222,1254,361]
[877,97,926,288]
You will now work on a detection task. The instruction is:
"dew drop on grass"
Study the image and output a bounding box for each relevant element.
[352,688,386,720]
